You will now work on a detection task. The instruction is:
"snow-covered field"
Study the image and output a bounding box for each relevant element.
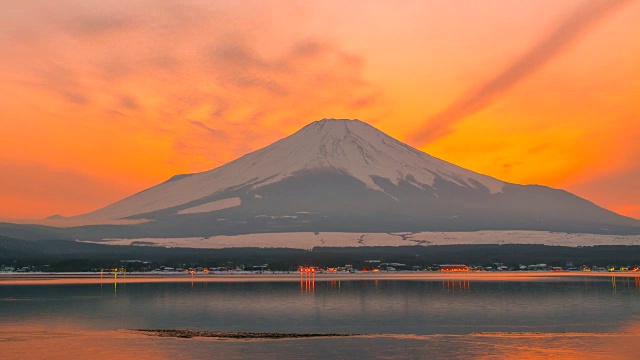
[78,231,640,250]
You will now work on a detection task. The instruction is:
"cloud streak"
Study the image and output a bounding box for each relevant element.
[189,120,228,141]
[409,0,632,145]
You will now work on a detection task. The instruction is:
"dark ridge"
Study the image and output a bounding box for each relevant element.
[133,329,357,339]
[161,173,195,184]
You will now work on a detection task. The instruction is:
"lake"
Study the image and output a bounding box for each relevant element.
[2,273,640,359]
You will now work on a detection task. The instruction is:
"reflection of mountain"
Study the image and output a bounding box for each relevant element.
[4,119,640,241]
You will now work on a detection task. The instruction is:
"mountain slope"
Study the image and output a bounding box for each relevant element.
[56,118,639,238]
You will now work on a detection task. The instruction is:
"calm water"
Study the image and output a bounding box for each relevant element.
[2,276,640,359]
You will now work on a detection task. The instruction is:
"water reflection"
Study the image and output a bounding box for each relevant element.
[442,280,471,292]
[0,323,175,360]
[328,280,341,291]
[300,273,315,293]
[3,278,640,336]
[610,276,640,292]
[3,321,640,360]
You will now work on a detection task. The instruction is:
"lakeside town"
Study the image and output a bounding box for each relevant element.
[2,260,639,274]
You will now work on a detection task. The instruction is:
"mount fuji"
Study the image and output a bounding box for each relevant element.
[54,119,639,239]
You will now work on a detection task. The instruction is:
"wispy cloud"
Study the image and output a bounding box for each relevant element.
[409,0,632,145]
[189,120,228,141]
[119,95,139,110]
[6,1,382,170]
[63,13,135,37]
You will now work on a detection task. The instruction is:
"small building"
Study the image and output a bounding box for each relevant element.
[528,264,548,271]
[439,264,469,272]
[299,266,317,274]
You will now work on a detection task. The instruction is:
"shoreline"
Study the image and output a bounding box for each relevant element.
[1,271,638,286]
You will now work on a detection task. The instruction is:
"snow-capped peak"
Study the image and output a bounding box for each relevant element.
[264,118,504,194]
[73,119,504,222]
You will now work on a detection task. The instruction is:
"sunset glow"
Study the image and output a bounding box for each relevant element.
[1,0,639,219]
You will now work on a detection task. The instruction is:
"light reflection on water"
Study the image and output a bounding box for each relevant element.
[2,323,640,360]
[2,277,640,359]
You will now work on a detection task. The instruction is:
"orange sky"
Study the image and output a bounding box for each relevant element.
[1,0,639,220]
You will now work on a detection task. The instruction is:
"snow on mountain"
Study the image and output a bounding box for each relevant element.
[73,119,504,222]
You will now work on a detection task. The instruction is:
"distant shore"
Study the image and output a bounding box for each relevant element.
[1,271,638,286]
